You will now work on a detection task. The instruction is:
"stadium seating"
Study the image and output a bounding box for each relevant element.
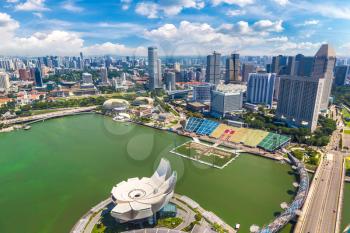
[258,133,291,152]
[185,117,220,135]
[184,117,291,152]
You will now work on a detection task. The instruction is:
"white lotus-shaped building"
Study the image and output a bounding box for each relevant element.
[110,159,177,222]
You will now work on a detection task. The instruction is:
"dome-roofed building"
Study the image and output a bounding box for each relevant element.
[103,99,129,112]
[110,158,177,223]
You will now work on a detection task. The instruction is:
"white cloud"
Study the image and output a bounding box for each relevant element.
[142,20,323,56]
[143,20,290,55]
[266,36,288,42]
[0,12,323,56]
[0,12,19,33]
[0,12,145,56]
[121,0,132,10]
[211,0,254,7]
[6,0,19,3]
[135,0,205,18]
[83,42,147,56]
[297,2,350,20]
[226,9,246,17]
[303,20,319,25]
[274,41,322,53]
[15,0,49,11]
[33,12,43,18]
[252,20,283,32]
[272,0,288,6]
[135,2,158,18]
[61,0,84,13]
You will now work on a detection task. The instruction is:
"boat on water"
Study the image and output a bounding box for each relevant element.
[23,125,31,130]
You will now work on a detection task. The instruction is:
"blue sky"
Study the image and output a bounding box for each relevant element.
[0,0,349,56]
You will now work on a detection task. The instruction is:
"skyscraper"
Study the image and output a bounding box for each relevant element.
[18,68,30,81]
[164,71,176,91]
[295,55,314,77]
[205,51,221,85]
[271,55,287,74]
[0,71,10,93]
[225,53,240,84]
[242,63,255,82]
[334,65,350,86]
[276,76,324,132]
[100,67,109,84]
[247,73,276,107]
[312,44,336,110]
[148,47,161,90]
[79,52,84,70]
[34,67,43,87]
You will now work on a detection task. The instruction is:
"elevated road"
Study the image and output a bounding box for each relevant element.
[295,152,344,233]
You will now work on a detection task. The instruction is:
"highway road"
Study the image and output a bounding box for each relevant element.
[297,152,344,233]
[295,105,345,233]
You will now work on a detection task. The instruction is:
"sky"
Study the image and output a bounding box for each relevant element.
[0,0,350,57]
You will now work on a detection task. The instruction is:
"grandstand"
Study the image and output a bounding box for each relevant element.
[258,133,291,152]
[184,118,220,136]
[184,117,291,152]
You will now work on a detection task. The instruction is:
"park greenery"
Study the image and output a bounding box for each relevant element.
[156,217,183,229]
[45,69,126,84]
[243,111,336,147]
[346,156,350,176]
[332,86,350,107]
[291,148,321,166]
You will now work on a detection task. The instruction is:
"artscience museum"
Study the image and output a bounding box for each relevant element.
[110,158,177,224]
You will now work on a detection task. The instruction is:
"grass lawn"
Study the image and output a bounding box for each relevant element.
[346,157,350,176]
[156,217,183,229]
[344,129,350,135]
[342,108,350,127]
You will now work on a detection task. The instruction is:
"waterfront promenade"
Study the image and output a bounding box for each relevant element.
[0,106,97,126]
[70,194,236,233]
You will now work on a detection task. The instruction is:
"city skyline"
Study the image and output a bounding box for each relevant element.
[0,0,349,57]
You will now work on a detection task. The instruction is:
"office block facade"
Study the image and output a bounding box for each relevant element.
[247,73,276,107]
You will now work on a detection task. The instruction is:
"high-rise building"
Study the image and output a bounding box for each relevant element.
[312,44,336,110]
[164,71,176,91]
[271,55,287,74]
[211,89,243,117]
[174,62,181,72]
[148,47,161,90]
[100,67,109,84]
[334,65,350,86]
[79,52,84,70]
[276,75,324,132]
[82,72,93,84]
[34,67,43,87]
[295,55,314,77]
[205,51,221,85]
[18,68,30,81]
[0,72,10,93]
[157,58,162,87]
[247,73,276,107]
[225,53,240,84]
[192,83,214,103]
[242,63,255,82]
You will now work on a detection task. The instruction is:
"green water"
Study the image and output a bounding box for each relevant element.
[342,183,350,232]
[0,114,297,233]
